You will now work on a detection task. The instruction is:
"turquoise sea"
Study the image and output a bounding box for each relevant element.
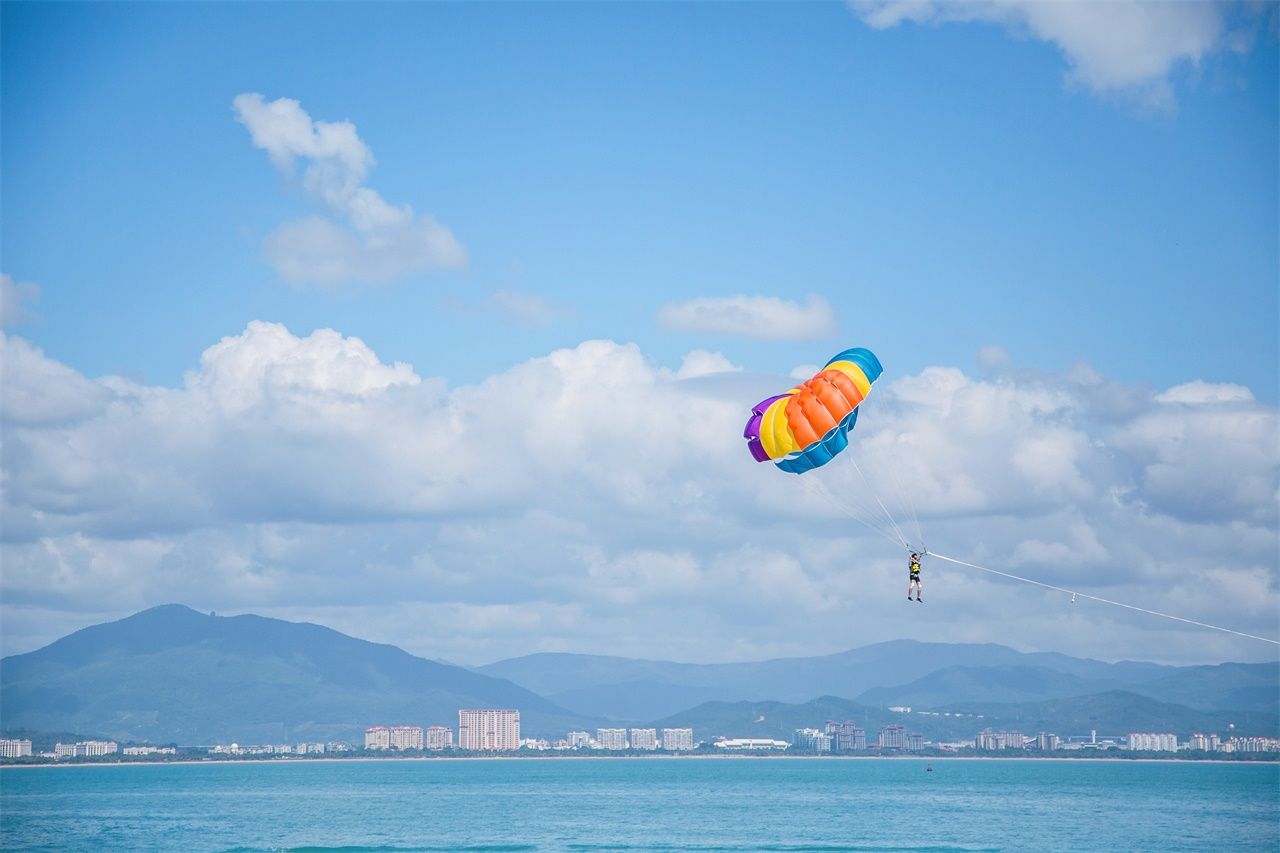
[1,757,1277,853]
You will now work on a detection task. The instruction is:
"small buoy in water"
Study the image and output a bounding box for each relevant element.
[926,764,933,772]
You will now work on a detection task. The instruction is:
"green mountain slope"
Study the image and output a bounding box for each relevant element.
[1,605,589,743]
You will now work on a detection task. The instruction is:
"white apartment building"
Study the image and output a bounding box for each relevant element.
[427,726,454,750]
[629,728,658,750]
[1127,733,1178,752]
[662,728,695,751]
[1226,737,1280,753]
[458,709,520,751]
[878,725,907,749]
[365,726,424,750]
[793,728,833,752]
[596,728,628,750]
[568,730,592,748]
[975,730,1026,750]
[54,740,118,758]
[0,739,32,758]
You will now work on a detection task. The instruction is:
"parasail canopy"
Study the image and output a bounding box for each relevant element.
[743,347,883,474]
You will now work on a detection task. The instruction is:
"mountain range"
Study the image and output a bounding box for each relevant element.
[2,604,1276,745]
[476,643,1280,720]
[0,605,588,744]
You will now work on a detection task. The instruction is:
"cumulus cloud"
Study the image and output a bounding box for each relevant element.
[658,294,837,340]
[233,94,465,285]
[1,274,41,328]
[850,1,1237,107]
[676,350,742,380]
[1,326,1276,665]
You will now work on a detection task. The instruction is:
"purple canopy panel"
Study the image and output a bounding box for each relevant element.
[743,394,790,463]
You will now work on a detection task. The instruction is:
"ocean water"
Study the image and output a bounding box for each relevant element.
[1,757,1276,853]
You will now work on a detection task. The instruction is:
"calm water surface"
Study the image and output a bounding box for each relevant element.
[2,757,1277,852]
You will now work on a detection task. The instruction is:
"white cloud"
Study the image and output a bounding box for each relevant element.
[658,294,837,340]
[186,320,420,412]
[1,274,41,328]
[233,94,465,285]
[851,1,1234,107]
[676,350,742,380]
[1155,380,1254,405]
[2,326,1276,665]
[0,335,110,426]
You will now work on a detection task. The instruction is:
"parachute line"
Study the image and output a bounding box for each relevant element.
[796,476,907,550]
[880,442,926,554]
[929,552,1280,647]
[848,453,912,550]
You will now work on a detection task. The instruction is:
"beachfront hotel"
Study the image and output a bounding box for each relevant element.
[457,709,520,751]
[427,726,454,750]
[364,726,424,750]
[661,728,695,751]
[0,739,32,758]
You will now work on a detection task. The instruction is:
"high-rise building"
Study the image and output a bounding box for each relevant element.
[0,739,32,758]
[975,730,1026,750]
[1188,733,1212,752]
[629,728,658,750]
[878,725,906,749]
[905,733,924,751]
[427,726,453,750]
[458,709,521,751]
[1035,733,1059,751]
[596,728,628,750]
[825,721,866,751]
[661,728,695,751]
[1127,733,1177,752]
[365,726,423,750]
[568,730,592,748]
[793,728,833,752]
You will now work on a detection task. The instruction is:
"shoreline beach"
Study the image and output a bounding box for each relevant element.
[3,753,1275,770]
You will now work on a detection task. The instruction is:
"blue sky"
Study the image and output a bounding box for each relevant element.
[2,2,1277,665]
[4,2,1276,394]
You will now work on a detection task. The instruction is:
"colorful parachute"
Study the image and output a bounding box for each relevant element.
[743,348,883,474]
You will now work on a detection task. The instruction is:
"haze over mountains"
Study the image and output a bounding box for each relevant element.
[1,605,1276,745]
[477,644,1280,720]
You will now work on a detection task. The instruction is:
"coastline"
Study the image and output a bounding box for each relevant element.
[4,753,1275,769]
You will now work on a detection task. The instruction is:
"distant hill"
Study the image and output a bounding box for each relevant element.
[855,665,1105,707]
[857,663,1280,713]
[0,605,591,743]
[654,691,1280,744]
[478,642,1276,720]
